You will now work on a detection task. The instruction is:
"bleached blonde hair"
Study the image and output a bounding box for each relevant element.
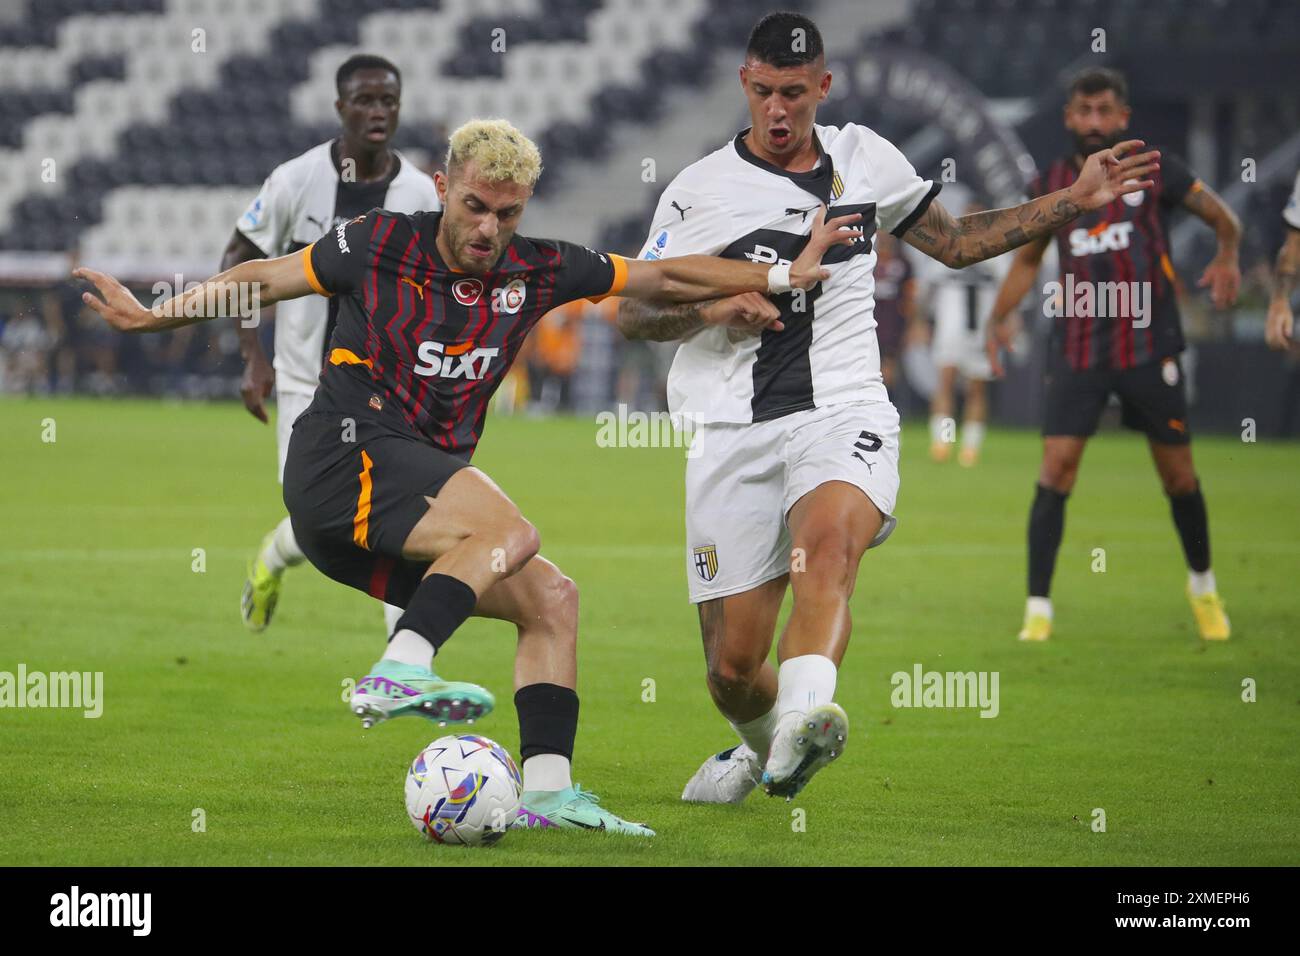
[446,119,543,188]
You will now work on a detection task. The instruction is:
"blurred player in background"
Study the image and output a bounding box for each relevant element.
[987,68,1241,643]
[927,201,1005,466]
[1265,169,1300,351]
[226,55,440,636]
[78,118,854,837]
[620,13,1159,804]
[526,299,583,411]
[871,232,914,395]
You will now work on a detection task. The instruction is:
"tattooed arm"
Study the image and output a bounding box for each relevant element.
[902,195,1076,269]
[618,294,783,342]
[903,139,1160,269]
[1180,182,1242,309]
[618,298,712,341]
[1266,227,1300,350]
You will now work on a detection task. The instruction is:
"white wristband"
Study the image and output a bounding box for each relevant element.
[767,262,793,295]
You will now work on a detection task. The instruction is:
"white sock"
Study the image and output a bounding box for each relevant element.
[962,421,986,452]
[260,516,305,575]
[1026,596,1053,619]
[385,628,434,668]
[929,414,949,444]
[1188,569,1217,596]
[729,706,778,763]
[522,753,572,793]
[382,603,404,638]
[776,655,837,717]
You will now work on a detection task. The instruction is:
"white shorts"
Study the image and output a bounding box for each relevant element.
[933,310,993,380]
[275,389,314,483]
[684,401,901,603]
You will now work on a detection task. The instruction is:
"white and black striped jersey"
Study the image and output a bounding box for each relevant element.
[1285,170,1300,231]
[235,140,441,396]
[637,123,939,424]
[928,257,1008,331]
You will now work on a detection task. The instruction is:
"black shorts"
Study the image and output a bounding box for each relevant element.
[281,406,468,607]
[1042,355,1190,445]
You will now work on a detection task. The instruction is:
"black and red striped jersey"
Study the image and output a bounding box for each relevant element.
[1032,149,1198,371]
[303,208,627,457]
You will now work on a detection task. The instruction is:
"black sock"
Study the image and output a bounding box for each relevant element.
[1028,483,1068,598]
[1168,483,1211,573]
[515,683,579,763]
[392,573,477,653]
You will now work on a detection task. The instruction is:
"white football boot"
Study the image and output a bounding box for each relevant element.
[681,744,763,804]
[761,703,849,800]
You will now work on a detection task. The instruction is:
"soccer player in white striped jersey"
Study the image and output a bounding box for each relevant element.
[619,12,1161,802]
[1265,169,1300,351]
[925,204,1009,468]
[227,54,441,637]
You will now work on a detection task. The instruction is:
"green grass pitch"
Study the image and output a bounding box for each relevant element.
[1,397,1296,866]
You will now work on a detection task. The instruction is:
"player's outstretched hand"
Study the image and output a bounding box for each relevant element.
[790,205,863,289]
[1265,298,1295,351]
[1069,140,1160,212]
[703,292,784,336]
[1197,253,1241,310]
[986,313,1020,378]
[73,267,154,333]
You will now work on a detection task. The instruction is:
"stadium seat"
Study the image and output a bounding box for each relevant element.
[15,0,1295,264]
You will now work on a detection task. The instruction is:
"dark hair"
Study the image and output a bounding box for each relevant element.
[1067,66,1127,104]
[336,54,401,97]
[746,11,824,67]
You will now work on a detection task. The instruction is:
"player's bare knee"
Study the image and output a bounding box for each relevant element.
[706,653,763,698]
[706,665,746,700]
[1162,471,1198,497]
[1040,457,1079,493]
[495,517,541,573]
[537,568,579,632]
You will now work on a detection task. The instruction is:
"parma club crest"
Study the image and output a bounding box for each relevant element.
[693,545,718,582]
[830,170,845,201]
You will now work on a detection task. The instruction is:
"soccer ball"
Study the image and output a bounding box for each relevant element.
[404,734,523,846]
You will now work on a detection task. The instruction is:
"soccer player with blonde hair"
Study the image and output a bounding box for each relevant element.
[77,117,861,835]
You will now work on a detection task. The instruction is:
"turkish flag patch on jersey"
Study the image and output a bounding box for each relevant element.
[452,278,484,306]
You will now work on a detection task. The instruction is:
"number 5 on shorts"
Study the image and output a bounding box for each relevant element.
[854,430,882,453]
